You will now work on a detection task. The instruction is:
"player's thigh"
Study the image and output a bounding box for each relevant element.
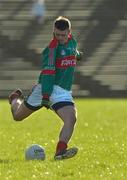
[56,105,77,123]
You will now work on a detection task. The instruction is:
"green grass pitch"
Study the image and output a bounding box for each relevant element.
[0,98,127,180]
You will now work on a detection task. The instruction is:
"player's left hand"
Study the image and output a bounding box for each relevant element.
[76,51,83,61]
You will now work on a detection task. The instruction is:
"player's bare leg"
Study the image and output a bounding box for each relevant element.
[11,101,34,121]
[54,105,78,160]
[9,89,34,121]
[57,106,77,143]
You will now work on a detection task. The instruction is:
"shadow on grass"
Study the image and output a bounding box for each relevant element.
[0,159,22,164]
[0,159,11,164]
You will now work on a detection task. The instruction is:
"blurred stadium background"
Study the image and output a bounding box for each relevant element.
[0,0,127,98]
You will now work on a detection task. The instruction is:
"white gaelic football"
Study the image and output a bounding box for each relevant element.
[25,144,45,160]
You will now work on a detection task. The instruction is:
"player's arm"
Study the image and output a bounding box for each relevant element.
[40,39,57,108]
[72,36,83,61]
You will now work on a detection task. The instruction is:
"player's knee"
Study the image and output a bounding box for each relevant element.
[67,115,77,126]
[72,115,77,125]
[13,114,24,121]
[71,111,77,122]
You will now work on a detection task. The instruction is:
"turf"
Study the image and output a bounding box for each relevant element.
[0,99,127,180]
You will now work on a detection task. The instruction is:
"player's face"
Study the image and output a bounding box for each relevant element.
[53,27,70,44]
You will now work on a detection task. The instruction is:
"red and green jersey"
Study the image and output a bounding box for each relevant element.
[38,34,80,98]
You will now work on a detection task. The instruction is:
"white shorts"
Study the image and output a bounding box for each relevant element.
[25,84,74,110]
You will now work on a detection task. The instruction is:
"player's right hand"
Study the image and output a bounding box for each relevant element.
[41,94,51,109]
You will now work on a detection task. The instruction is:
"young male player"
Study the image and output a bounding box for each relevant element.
[9,16,82,160]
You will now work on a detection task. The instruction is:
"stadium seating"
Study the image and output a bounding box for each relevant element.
[0,0,127,98]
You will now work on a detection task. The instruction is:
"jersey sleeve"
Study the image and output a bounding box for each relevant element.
[72,36,83,61]
[40,38,58,98]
